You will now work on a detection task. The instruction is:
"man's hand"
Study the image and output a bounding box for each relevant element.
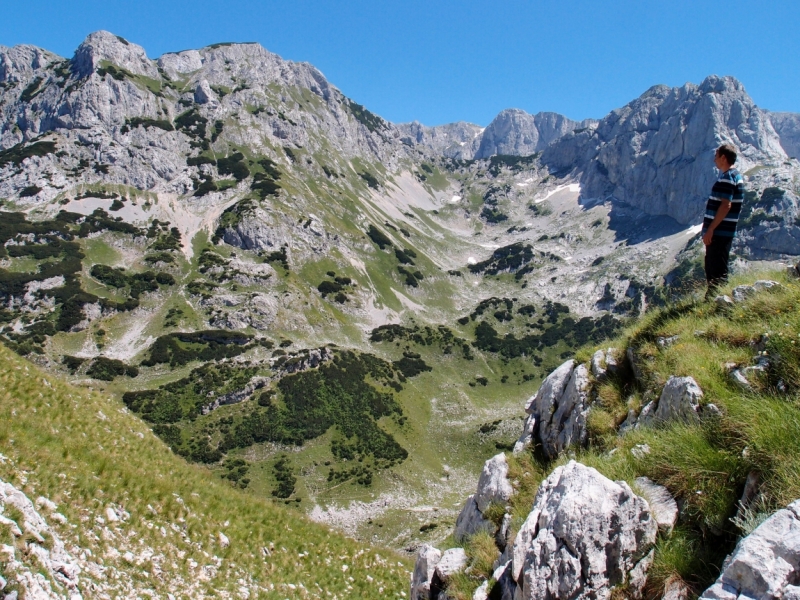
[703,199,731,246]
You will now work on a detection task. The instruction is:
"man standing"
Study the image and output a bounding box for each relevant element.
[702,144,745,298]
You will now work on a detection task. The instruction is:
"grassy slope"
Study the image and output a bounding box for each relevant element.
[445,269,800,599]
[0,345,411,599]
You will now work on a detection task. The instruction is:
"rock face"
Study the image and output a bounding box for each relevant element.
[770,112,800,159]
[397,110,593,160]
[522,360,592,459]
[0,30,414,202]
[511,461,658,600]
[473,110,594,159]
[543,76,787,225]
[700,499,800,600]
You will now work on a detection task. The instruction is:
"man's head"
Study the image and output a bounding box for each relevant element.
[715,144,737,171]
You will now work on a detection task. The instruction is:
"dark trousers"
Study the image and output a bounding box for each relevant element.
[705,236,733,296]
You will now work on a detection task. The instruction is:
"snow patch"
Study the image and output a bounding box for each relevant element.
[450,195,462,203]
[535,183,582,203]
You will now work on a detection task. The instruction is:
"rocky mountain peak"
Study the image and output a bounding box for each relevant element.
[474,108,591,159]
[71,30,159,79]
[0,44,61,83]
[544,74,787,224]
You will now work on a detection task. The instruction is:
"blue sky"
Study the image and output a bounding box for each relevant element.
[1,0,797,126]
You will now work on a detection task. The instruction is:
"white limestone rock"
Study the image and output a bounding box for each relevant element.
[663,578,691,600]
[434,548,468,583]
[700,499,800,600]
[543,76,787,226]
[732,285,756,303]
[524,359,574,415]
[525,360,592,459]
[511,461,657,600]
[655,376,703,423]
[542,364,591,458]
[474,453,513,513]
[72,30,159,79]
[639,376,703,428]
[634,477,678,534]
[0,478,82,597]
[512,414,536,455]
[473,581,489,600]
[591,348,618,380]
[411,544,442,600]
[716,295,735,308]
[657,335,680,349]
[454,495,493,544]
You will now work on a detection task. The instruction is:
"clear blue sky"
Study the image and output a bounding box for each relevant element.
[1,0,798,126]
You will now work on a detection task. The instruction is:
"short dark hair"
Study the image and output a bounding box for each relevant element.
[717,144,737,165]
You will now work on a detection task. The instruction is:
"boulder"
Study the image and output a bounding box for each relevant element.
[524,360,574,416]
[513,414,536,455]
[411,544,442,600]
[541,364,591,458]
[700,499,800,600]
[455,453,513,543]
[654,376,703,422]
[591,348,618,380]
[639,376,703,427]
[663,578,691,600]
[525,360,592,459]
[732,285,756,303]
[753,280,781,292]
[474,453,514,513]
[634,477,678,534]
[511,461,657,599]
[715,295,735,308]
[454,495,493,544]
[657,335,680,349]
[431,548,468,597]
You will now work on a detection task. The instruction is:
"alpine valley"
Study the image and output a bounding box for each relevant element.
[1,30,800,599]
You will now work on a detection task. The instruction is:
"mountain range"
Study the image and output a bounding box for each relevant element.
[1,30,799,558]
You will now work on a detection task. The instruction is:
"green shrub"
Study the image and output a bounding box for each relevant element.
[86,357,139,381]
[0,141,57,169]
[367,225,392,250]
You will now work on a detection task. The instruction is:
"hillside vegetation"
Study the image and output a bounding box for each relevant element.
[0,344,411,599]
[443,268,800,599]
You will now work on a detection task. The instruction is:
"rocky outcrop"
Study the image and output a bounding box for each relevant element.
[700,499,800,600]
[473,110,594,160]
[510,461,658,600]
[732,280,781,303]
[0,478,82,599]
[396,121,484,159]
[521,360,592,459]
[411,544,442,600]
[590,348,619,380]
[543,76,787,225]
[637,376,704,427]
[410,545,467,600]
[454,453,514,543]
[396,110,593,160]
[770,112,800,159]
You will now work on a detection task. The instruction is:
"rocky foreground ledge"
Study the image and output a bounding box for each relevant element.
[412,279,800,599]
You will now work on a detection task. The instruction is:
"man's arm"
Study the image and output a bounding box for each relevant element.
[703,199,732,245]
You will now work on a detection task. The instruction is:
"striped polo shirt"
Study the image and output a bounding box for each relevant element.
[702,167,745,238]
